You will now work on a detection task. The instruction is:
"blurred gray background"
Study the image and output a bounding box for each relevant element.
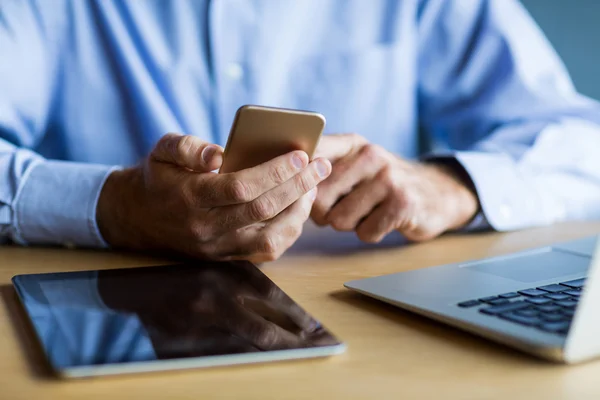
[522,0,600,100]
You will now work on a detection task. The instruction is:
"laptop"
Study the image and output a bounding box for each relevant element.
[344,235,600,363]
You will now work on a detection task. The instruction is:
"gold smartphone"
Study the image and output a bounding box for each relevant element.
[219,105,326,174]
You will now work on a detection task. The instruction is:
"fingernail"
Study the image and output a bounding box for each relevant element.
[201,146,217,164]
[316,159,330,177]
[292,153,306,170]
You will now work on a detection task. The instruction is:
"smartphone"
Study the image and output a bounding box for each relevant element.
[219,105,326,174]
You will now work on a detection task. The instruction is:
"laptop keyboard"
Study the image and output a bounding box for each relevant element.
[457,278,585,336]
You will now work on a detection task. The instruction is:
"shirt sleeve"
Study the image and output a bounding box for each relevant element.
[0,0,115,247]
[417,0,600,231]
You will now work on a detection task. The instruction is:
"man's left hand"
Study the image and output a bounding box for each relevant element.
[311,134,480,242]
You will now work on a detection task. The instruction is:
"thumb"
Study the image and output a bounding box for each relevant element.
[313,133,366,163]
[151,133,223,172]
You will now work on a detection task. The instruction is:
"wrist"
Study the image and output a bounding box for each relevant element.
[96,167,143,249]
[423,160,480,230]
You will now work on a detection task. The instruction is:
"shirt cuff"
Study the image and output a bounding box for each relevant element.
[452,151,556,231]
[12,160,118,248]
[422,151,556,231]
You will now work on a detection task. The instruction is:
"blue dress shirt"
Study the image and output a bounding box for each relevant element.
[1,0,600,248]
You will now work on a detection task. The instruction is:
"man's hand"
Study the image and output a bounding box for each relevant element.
[96,133,331,262]
[311,134,479,242]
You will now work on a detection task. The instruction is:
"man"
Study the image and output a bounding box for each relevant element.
[1,0,599,263]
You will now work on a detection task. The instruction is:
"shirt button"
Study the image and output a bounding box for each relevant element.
[225,62,244,80]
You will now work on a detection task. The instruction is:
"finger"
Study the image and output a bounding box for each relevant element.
[211,189,316,264]
[151,133,224,172]
[211,159,330,230]
[196,150,309,207]
[223,260,319,332]
[311,145,385,225]
[228,193,319,331]
[239,296,316,335]
[325,179,388,232]
[313,133,367,162]
[221,300,307,350]
[355,198,401,243]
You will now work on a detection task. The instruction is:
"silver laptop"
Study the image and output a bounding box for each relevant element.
[344,235,600,363]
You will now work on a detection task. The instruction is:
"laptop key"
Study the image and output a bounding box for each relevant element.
[538,284,567,293]
[535,305,561,313]
[458,300,481,308]
[518,289,547,297]
[563,290,581,297]
[555,300,578,308]
[498,292,520,299]
[540,313,566,322]
[544,293,570,301]
[499,313,542,326]
[539,321,570,333]
[525,297,551,305]
[480,301,529,315]
[561,309,575,317]
[560,278,586,288]
[514,309,539,317]
[487,298,510,306]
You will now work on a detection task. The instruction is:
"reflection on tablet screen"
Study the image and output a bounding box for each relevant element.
[12,261,342,374]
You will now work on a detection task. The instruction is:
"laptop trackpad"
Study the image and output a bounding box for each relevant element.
[464,250,590,283]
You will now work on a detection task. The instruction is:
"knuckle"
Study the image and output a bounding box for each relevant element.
[379,166,397,189]
[284,222,303,240]
[256,233,278,256]
[296,173,314,194]
[196,240,218,256]
[356,228,370,242]
[187,221,211,242]
[269,164,290,185]
[359,232,382,244]
[224,178,252,203]
[249,198,276,221]
[176,135,196,157]
[331,217,353,232]
[310,203,328,225]
[356,225,382,243]
[359,143,383,163]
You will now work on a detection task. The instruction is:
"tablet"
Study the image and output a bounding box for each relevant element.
[12,261,345,378]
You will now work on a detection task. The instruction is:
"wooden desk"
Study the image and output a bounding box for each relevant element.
[2,222,600,399]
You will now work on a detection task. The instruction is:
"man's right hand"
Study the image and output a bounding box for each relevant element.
[96,133,331,262]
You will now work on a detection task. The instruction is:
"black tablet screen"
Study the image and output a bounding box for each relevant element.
[12,261,341,370]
